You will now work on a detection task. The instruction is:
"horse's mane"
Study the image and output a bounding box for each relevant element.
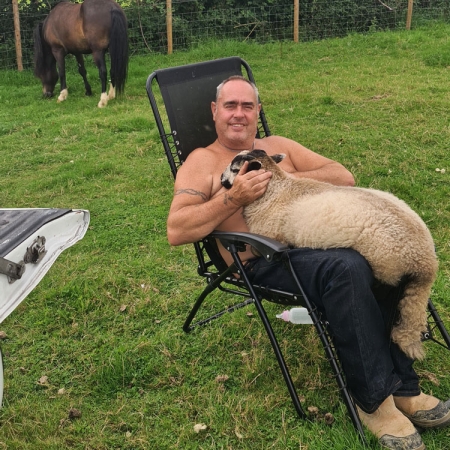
[33,22,55,78]
[33,23,45,77]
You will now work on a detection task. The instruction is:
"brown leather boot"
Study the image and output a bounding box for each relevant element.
[357,395,425,450]
[394,393,450,429]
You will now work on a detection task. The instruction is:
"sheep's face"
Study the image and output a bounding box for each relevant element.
[221,149,285,189]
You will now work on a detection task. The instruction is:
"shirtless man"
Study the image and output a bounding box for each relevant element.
[167,75,450,450]
[167,76,353,264]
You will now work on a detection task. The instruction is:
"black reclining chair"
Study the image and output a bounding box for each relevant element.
[146,56,450,442]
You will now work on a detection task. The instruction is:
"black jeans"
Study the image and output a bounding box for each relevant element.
[245,247,420,413]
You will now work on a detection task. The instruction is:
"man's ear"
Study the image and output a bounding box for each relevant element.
[211,101,217,120]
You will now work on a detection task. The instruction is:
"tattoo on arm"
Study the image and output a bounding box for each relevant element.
[223,193,239,206]
[175,188,207,202]
[223,193,232,205]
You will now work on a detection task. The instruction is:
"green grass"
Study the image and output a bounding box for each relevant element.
[1,23,450,449]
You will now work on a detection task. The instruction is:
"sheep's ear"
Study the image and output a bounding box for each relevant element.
[250,149,267,158]
[271,153,286,164]
[247,161,262,172]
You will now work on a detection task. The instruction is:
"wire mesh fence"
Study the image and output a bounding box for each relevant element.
[1,0,450,71]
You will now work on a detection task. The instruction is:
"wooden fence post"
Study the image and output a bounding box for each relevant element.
[166,0,172,54]
[294,0,299,43]
[406,0,413,30]
[12,0,23,71]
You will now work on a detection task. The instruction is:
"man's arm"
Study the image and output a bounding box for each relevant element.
[167,151,272,246]
[268,136,355,186]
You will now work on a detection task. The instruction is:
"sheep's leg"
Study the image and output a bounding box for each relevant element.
[391,278,434,360]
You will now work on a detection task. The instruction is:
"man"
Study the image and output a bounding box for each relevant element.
[167,75,450,449]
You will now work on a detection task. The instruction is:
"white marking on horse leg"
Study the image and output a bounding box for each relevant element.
[108,84,115,100]
[57,88,68,103]
[98,92,109,108]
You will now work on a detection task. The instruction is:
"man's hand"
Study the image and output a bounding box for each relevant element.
[226,161,272,206]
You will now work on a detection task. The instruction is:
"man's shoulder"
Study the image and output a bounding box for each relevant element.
[256,135,295,152]
[185,146,218,164]
[264,135,291,144]
[177,146,218,179]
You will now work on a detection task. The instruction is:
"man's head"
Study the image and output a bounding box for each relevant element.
[215,75,259,103]
[212,76,261,150]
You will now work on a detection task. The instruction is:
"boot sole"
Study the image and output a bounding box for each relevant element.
[379,432,426,450]
[381,443,426,450]
[385,443,426,450]
[407,409,450,429]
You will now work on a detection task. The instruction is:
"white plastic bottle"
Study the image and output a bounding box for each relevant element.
[276,307,313,325]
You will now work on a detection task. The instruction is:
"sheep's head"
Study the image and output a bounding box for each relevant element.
[221,149,285,189]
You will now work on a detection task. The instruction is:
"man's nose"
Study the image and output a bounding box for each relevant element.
[233,106,245,117]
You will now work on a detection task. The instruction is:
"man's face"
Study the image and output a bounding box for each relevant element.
[212,79,261,148]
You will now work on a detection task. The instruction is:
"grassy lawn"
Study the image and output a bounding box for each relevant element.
[0,22,450,449]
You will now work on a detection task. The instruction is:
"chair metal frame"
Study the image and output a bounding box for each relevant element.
[146,56,450,443]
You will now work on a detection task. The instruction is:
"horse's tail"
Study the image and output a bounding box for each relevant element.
[109,8,129,95]
[33,22,47,78]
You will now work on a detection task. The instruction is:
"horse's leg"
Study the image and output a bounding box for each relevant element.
[108,83,115,101]
[92,50,108,108]
[53,48,68,102]
[75,54,92,96]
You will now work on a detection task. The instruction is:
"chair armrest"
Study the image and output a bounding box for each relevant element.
[209,231,289,262]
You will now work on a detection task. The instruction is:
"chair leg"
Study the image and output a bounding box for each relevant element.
[183,266,229,332]
[184,247,307,419]
[230,248,307,420]
[426,299,450,350]
[284,253,367,444]
[183,264,244,332]
[253,295,308,419]
[314,315,367,441]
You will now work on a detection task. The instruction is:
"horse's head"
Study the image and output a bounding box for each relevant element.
[33,23,59,97]
[39,64,59,98]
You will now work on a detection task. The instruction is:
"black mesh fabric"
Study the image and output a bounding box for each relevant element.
[156,57,244,162]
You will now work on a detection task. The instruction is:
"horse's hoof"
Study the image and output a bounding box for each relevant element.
[85,90,92,97]
[57,88,68,102]
[98,92,108,108]
[43,92,54,98]
[108,85,116,100]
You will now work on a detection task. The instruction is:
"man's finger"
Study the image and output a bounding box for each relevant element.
[238,161,249,175]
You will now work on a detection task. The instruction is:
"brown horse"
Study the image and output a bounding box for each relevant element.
[33,0,128,108]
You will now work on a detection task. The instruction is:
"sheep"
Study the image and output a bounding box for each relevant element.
[221,149,438,360]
